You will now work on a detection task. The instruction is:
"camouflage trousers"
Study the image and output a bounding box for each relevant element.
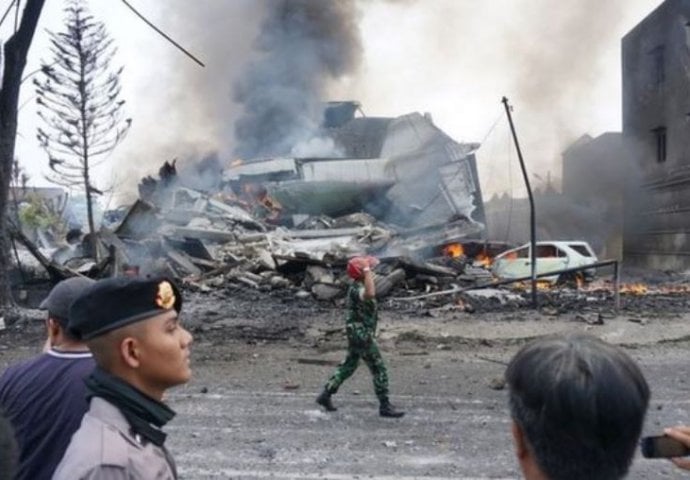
[325,338,389,401]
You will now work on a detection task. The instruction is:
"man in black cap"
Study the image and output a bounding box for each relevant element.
[0,276,95,480]
[53,276,192,480]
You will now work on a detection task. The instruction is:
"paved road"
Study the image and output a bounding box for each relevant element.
[3,312,690,479]
[165,340,690,479]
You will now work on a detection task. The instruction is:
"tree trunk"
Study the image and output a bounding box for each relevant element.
[0,0,46,313]
[77,21,98,263]
[85,172,99,261]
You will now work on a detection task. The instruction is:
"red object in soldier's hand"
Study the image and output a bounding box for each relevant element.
[347,256,371,279]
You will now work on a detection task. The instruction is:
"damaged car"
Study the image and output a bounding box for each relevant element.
[491,241,598,283]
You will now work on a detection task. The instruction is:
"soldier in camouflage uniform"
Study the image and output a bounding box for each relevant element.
[316,256,404,418]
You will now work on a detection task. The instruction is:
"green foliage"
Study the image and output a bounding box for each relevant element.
[18,193,62,230]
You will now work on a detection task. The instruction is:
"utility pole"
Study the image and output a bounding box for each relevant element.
[501,96,537,308]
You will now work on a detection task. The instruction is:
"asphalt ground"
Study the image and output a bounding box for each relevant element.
[164,323,690,480]
[3,305,690,479]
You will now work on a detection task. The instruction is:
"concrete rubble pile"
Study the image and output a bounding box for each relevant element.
[90,181,494,303]
[12,103,505,306]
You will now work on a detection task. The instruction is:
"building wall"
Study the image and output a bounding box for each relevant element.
[483,189,618,259]
[561,133,627,260]
[622,0,690,270]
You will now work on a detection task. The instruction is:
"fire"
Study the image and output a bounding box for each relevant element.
[230,158,243,167]
[620,283,649,295]
[474,251,492,267]
[443,243,464,258]
[513,280,553,291]
[580,281,690,295]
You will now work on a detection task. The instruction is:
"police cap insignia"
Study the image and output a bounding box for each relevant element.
[156,281,176,310]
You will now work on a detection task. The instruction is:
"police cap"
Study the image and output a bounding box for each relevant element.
[68,276,183,340]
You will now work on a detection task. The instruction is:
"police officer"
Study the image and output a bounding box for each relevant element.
[53,277,193,479]
[316,256,404,418]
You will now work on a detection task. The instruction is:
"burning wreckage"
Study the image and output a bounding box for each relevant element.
[11,103,622,311]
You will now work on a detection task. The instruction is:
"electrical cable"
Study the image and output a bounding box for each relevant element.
[479,110,506,145]
[417,108,507,214]
[120,0,205,67]
[0,0,18,29]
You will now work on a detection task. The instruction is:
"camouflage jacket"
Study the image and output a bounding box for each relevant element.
[345,282,378,346]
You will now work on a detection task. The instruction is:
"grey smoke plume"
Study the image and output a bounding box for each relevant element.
[107,0,263,203]
[479,0,642,200]
[105,0,655,206]
[232,0,363,160]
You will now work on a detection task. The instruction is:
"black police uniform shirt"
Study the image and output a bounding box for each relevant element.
[0,349,95,480]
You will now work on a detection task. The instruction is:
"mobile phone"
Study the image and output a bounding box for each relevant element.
[640,435,690,458]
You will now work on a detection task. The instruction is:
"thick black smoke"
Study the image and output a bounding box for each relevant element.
[233,0,363,160]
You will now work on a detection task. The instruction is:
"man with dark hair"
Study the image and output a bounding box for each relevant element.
[0,277,95,480]
[53,276,192,479]
[506,333,649,480]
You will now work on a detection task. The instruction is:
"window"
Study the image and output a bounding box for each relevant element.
[650,45,665,86]
[536,245,559,258]
[569,244,594,257]
[652,126,667,163]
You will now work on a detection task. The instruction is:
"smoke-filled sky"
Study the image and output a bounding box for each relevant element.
[6,0,666,205]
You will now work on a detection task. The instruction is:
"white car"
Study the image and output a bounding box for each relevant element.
[491,241,598,283]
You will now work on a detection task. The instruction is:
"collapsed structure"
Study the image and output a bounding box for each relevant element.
[225,102,485,232]
[14,103,494,305]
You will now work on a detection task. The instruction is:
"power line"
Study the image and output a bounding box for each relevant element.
[0,0,18,29]
[413,108,508,217]
[120,0,205,68]
[479,109,506,145]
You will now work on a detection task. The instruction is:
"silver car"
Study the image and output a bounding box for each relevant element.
[491,241,598,283]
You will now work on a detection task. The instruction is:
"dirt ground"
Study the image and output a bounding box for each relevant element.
[2,285,690,479]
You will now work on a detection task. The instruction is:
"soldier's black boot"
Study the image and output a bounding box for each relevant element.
[316,388,337,412]
[379,398,405,418]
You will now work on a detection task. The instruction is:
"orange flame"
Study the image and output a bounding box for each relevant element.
[620,283,648,295]
[443,243,464,258]
[230,158,243,167]
[475,251,492,267]
[514,280,553,291]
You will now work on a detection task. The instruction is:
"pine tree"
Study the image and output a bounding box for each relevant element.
[34,0,130,259]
